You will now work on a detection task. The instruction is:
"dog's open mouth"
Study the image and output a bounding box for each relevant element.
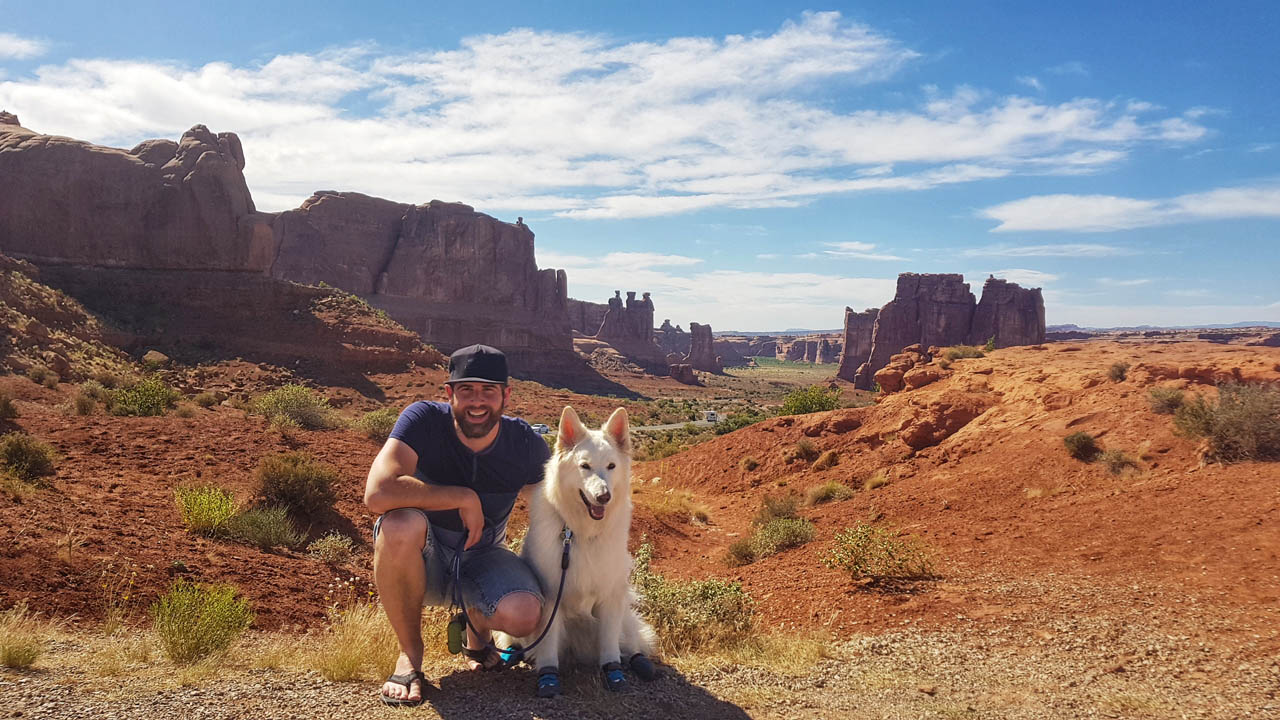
[579,490,606,521]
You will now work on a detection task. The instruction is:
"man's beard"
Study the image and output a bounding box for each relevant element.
[455,402,504,439]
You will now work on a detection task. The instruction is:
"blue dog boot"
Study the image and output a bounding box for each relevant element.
[499,644,524,667]
[628,652,657,681]
[536,668,561,698]
[602,661,627,691]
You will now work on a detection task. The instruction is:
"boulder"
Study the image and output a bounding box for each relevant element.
[899,392,994,450]
[669,363,698,384]
[141,350,170,367]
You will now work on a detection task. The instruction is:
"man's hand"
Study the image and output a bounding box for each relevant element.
[457,489,485,550]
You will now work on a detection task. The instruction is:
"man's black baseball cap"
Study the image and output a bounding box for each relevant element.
[446,344,508,385]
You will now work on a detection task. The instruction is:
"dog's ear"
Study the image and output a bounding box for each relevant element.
[602,407,630,452]
[556,406,588,452]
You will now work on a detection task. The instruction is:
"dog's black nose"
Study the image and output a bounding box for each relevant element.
[595,491,611,505]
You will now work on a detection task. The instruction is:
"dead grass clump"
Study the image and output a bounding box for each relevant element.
[151,581,253,664]
[810,450,839,471]
[633,543,754,654]
[943,345,984,362]
[1063,431,1100,461]
[642,489,711,524]
[753,493,801,525]
[823,523,934,583]
[354,408,398,441]
[782,438,820,464]
[1147,386,1185,414]
[0,601,52,668]
[72,389,97,415]
[740,456,760,472]
[1107,361,1130,382]
[0,470,35,502]
[308,531,356,564]
[309,601,400,681]
[193,392,219,408]
[1100,449,1139,475]
[862,469,889,491]
[0,431,58,485]
[255,451,337,516]
[0,391,18,419]
[806,480,854,506]
[1174,383,1280,462]
[174,403,197,418]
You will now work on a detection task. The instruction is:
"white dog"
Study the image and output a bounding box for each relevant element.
[497,406,658,697]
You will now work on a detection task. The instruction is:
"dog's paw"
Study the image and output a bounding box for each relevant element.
[602,661,627,691]
[536,668,561,698]
[628,653,658,681]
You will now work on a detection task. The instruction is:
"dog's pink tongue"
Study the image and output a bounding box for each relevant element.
[589,504,606,520]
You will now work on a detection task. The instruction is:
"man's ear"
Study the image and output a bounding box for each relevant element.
[556,406,587,453]
[602,407,630,453]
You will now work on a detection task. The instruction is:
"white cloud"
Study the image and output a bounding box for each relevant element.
[1016,75,1043,92]
[963,243,1136,258]
[823,241,906,261]
[981,184,1280,232]
[0,32,47,60]
[986,268,1058,286]
[756,253,779,260]
[1249,142,1275,153]
[1047,61,1089,77]
[1097,277,1152,287]
[0,12,1210,218]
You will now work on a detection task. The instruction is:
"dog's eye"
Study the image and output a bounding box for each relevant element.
[606,463,616,470]
[580,462,591,470]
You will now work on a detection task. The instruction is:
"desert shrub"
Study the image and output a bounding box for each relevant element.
[255,451,337,516]
[1174,383,1280,462]
[252,384,338,430]
[740,456,760,472]
[750,517,815,558]
[1147,386,1185,414]
[193,392,219,408]
[714,409,769,435]
[938,358,952,371]
[80,379,113,401]
[823,523,934,582]
[151,581,253,664]
[174,404,196,418]
[111,376,178,416]
[811,450,839,471]
[72,391,97,415]
[308,532,356,564]
[227,507,305,550]
[0,392,18,419]
[1064,431,1099,461]
[983,336,996,353]
[1100,449,1139,475]
[25,366,55,386]
[0,470,35,502]
[354,408,398,441]
[862,469,890,491]
[724,538,757,567]
[782,438,820,464]
[780,385,841,415]
[0,602,48,668]
[0,432,57,484]
[806,480,854,506]
[753,493,801,525]
[642,489,710,524]
[943,345,985,361]
[91,370,123,389]
[174,485,238,536]
[633,542,754,654]
[1108,361,1130,382]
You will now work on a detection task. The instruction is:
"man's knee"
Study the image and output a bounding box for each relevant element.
[494,591,542,637]
[375,508,428,556]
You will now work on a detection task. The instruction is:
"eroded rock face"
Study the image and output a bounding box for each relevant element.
[969,276,1045,348]
[669,363,698,384]
[836,307,878,381]
[0,121,275,271]
[685,322,722,373]
[899,391,995,450]
[568,298,609,336]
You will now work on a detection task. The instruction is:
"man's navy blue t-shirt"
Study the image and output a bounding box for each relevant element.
[388,401,550,535]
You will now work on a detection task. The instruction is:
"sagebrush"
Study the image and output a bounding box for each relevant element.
[111,376,178,416]
[227,506,305,549]
[255,451,337,515]
[354,408,398,441]
[252,384,339,430]
[1147,386,1185,414]
[308,532,356,564]
[823,523,934,582]
[943,345,984,361]
[0,432,57,484]
[1173,383,1280,462]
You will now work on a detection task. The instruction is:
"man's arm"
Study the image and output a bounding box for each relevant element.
[364,438,486,549]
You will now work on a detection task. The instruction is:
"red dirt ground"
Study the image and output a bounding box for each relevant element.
[1,340,1277,662]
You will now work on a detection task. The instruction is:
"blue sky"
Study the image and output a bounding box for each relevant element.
[2,1,1278,331]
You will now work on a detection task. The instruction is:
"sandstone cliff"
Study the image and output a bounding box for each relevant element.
[685,322,722,373]
[969,276,1046,348]
[836,307,878,382]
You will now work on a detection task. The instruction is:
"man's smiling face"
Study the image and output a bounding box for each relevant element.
[446,381,509,439]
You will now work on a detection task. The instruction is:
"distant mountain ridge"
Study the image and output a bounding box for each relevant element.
[715,328,843,336]
[1049,321,1280,332]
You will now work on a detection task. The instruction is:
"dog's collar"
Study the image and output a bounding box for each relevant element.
[561,526,573,544]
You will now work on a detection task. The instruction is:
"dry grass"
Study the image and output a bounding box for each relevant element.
[810,449,839,471]
[0,469,36,502]
[862,469,890,491]
[306,603,452,682]
[805,480,854,505]
[0,601,55,668]
[669,630,834,676]
[740,456,760,472]
[639,488,711,524]
[782,438,821,464]
[1100,449,1140,475]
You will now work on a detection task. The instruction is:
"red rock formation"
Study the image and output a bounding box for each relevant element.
[854,274,975,389]
[568,298,609,336]
[669,363,698,385]
[968,276,1045,348]
[836,307,878,382]
[684,322,722,373]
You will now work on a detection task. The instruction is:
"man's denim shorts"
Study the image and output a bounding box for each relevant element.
[373,508,544,617]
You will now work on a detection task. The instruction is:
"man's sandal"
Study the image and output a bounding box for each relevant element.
[536,668,561,698]
[462,643,504,671]
[379,669,426,707]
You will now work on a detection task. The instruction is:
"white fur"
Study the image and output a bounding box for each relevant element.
[496,406,657,671]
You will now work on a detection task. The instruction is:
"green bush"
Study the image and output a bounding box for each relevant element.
[823,523,934,582]
[1174,383,1280,462]
[782,438,820,464]
[174,404,196,418]
[0,432,57,484]
[354,408,398,441]
[151,581,253,664]
[983,336,996,353]
[0,392,18,419]
[753,493,801,525]
[1063,431,1099,461]
[713,409,769,435]
[252,384,338,430]
[1100,449,1139,475]
[71,391,96,416]
[308,532,356,564]
[255,452,337,516]
[175,485,238,536]
[806,480,854,506]
[25,366,55,386]
[227,507,305,550]
[1108,362,1130,382]
[781,386,842,415]
[193,392,219,408]
[111,376,178,416]
[724,538,757,567]
[749,517,815,558]
[633,543,754,654]
[1147,386,1185,414]
[943,345,985,362]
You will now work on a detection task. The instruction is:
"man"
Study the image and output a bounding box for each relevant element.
[365,344,550,706]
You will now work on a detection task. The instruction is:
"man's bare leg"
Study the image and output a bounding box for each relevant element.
[374,509,430,702]
[462,591,541,670]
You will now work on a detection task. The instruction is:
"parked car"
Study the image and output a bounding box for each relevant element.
[703,411,719,423]
[531,423,551,434]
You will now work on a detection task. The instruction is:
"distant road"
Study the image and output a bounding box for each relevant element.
[631,420,714,431]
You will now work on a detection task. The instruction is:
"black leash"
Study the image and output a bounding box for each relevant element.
[448,526,572,663]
